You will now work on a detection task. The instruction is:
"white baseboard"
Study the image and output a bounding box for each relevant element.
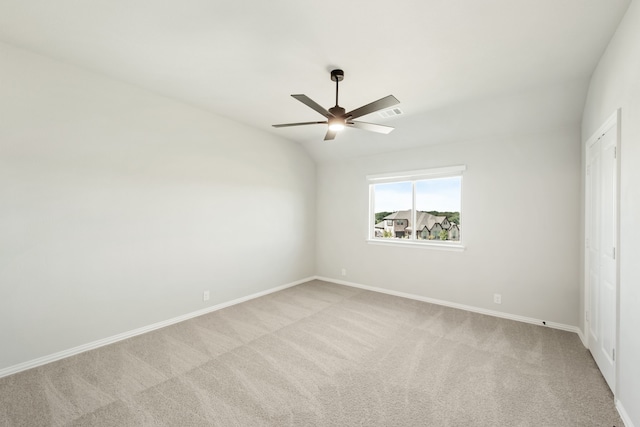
[315,276,581,335]
[0,276,314,379]
[576,328,588,348]
[617,399,635,427]
[0,275,587,380]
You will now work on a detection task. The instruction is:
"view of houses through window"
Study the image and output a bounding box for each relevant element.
[370,172,462,243]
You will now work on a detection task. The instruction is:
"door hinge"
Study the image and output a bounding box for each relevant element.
[614,147,617,159]
[613,348,615,361]
[613,247,616,259]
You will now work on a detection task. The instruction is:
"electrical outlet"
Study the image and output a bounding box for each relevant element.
[341,268,347,276]
[493,293,502,304]
[203,291,210,302]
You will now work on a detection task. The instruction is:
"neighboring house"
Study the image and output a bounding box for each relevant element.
[448,223,460,240]
[425,222,443,240]
[375,210,460,241]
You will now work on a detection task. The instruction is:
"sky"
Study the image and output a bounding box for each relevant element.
[373,177,461,213]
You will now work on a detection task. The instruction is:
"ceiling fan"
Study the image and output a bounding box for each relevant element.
[273,69,400,141]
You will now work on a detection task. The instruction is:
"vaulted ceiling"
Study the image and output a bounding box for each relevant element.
[0,0,631,162]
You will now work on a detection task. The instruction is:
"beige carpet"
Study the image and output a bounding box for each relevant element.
[0,280,623,426]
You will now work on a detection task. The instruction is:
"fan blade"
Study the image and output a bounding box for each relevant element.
[348,121,395,134]
[346,95,399,120]
[324,129,337,141]
[291,94,334,118]
[273,121,327,128]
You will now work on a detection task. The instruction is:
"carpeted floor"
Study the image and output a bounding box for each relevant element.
[0,280,623,426]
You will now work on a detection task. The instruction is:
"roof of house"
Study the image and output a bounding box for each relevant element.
[382,211,411,221]
[383,210,448,231]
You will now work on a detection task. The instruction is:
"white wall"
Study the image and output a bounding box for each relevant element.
[317,125,581,326]
[0,42,316,371]
[582,1,640,425]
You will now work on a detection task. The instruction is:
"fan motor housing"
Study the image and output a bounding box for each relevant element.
[328,106,345,116]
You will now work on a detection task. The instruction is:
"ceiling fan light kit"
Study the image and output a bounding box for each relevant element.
[273,69,399,141]
[328,117,345,131]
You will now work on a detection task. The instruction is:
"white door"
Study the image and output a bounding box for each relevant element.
[586,124,617,392]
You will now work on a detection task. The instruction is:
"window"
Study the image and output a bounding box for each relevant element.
[368,165,465,248]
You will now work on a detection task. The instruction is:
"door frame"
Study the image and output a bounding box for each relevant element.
[583,108,621,395]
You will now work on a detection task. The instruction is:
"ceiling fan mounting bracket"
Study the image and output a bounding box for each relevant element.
[330,69,344,82]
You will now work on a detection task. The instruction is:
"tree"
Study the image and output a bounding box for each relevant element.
[439,229,448,240]
[375,211,393,223]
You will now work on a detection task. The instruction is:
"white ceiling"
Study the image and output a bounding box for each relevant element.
[0,0,631,162]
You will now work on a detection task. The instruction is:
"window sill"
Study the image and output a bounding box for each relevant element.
[366,239,466,251]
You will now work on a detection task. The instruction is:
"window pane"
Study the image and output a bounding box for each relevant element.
[415,177,461,241]
[373,181,412,240]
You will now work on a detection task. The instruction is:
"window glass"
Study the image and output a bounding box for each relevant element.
[415,177,461,241]
[369,167,464,246]
[372,181,411,239]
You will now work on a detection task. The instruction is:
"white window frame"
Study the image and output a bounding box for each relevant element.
[367,165,466,251]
